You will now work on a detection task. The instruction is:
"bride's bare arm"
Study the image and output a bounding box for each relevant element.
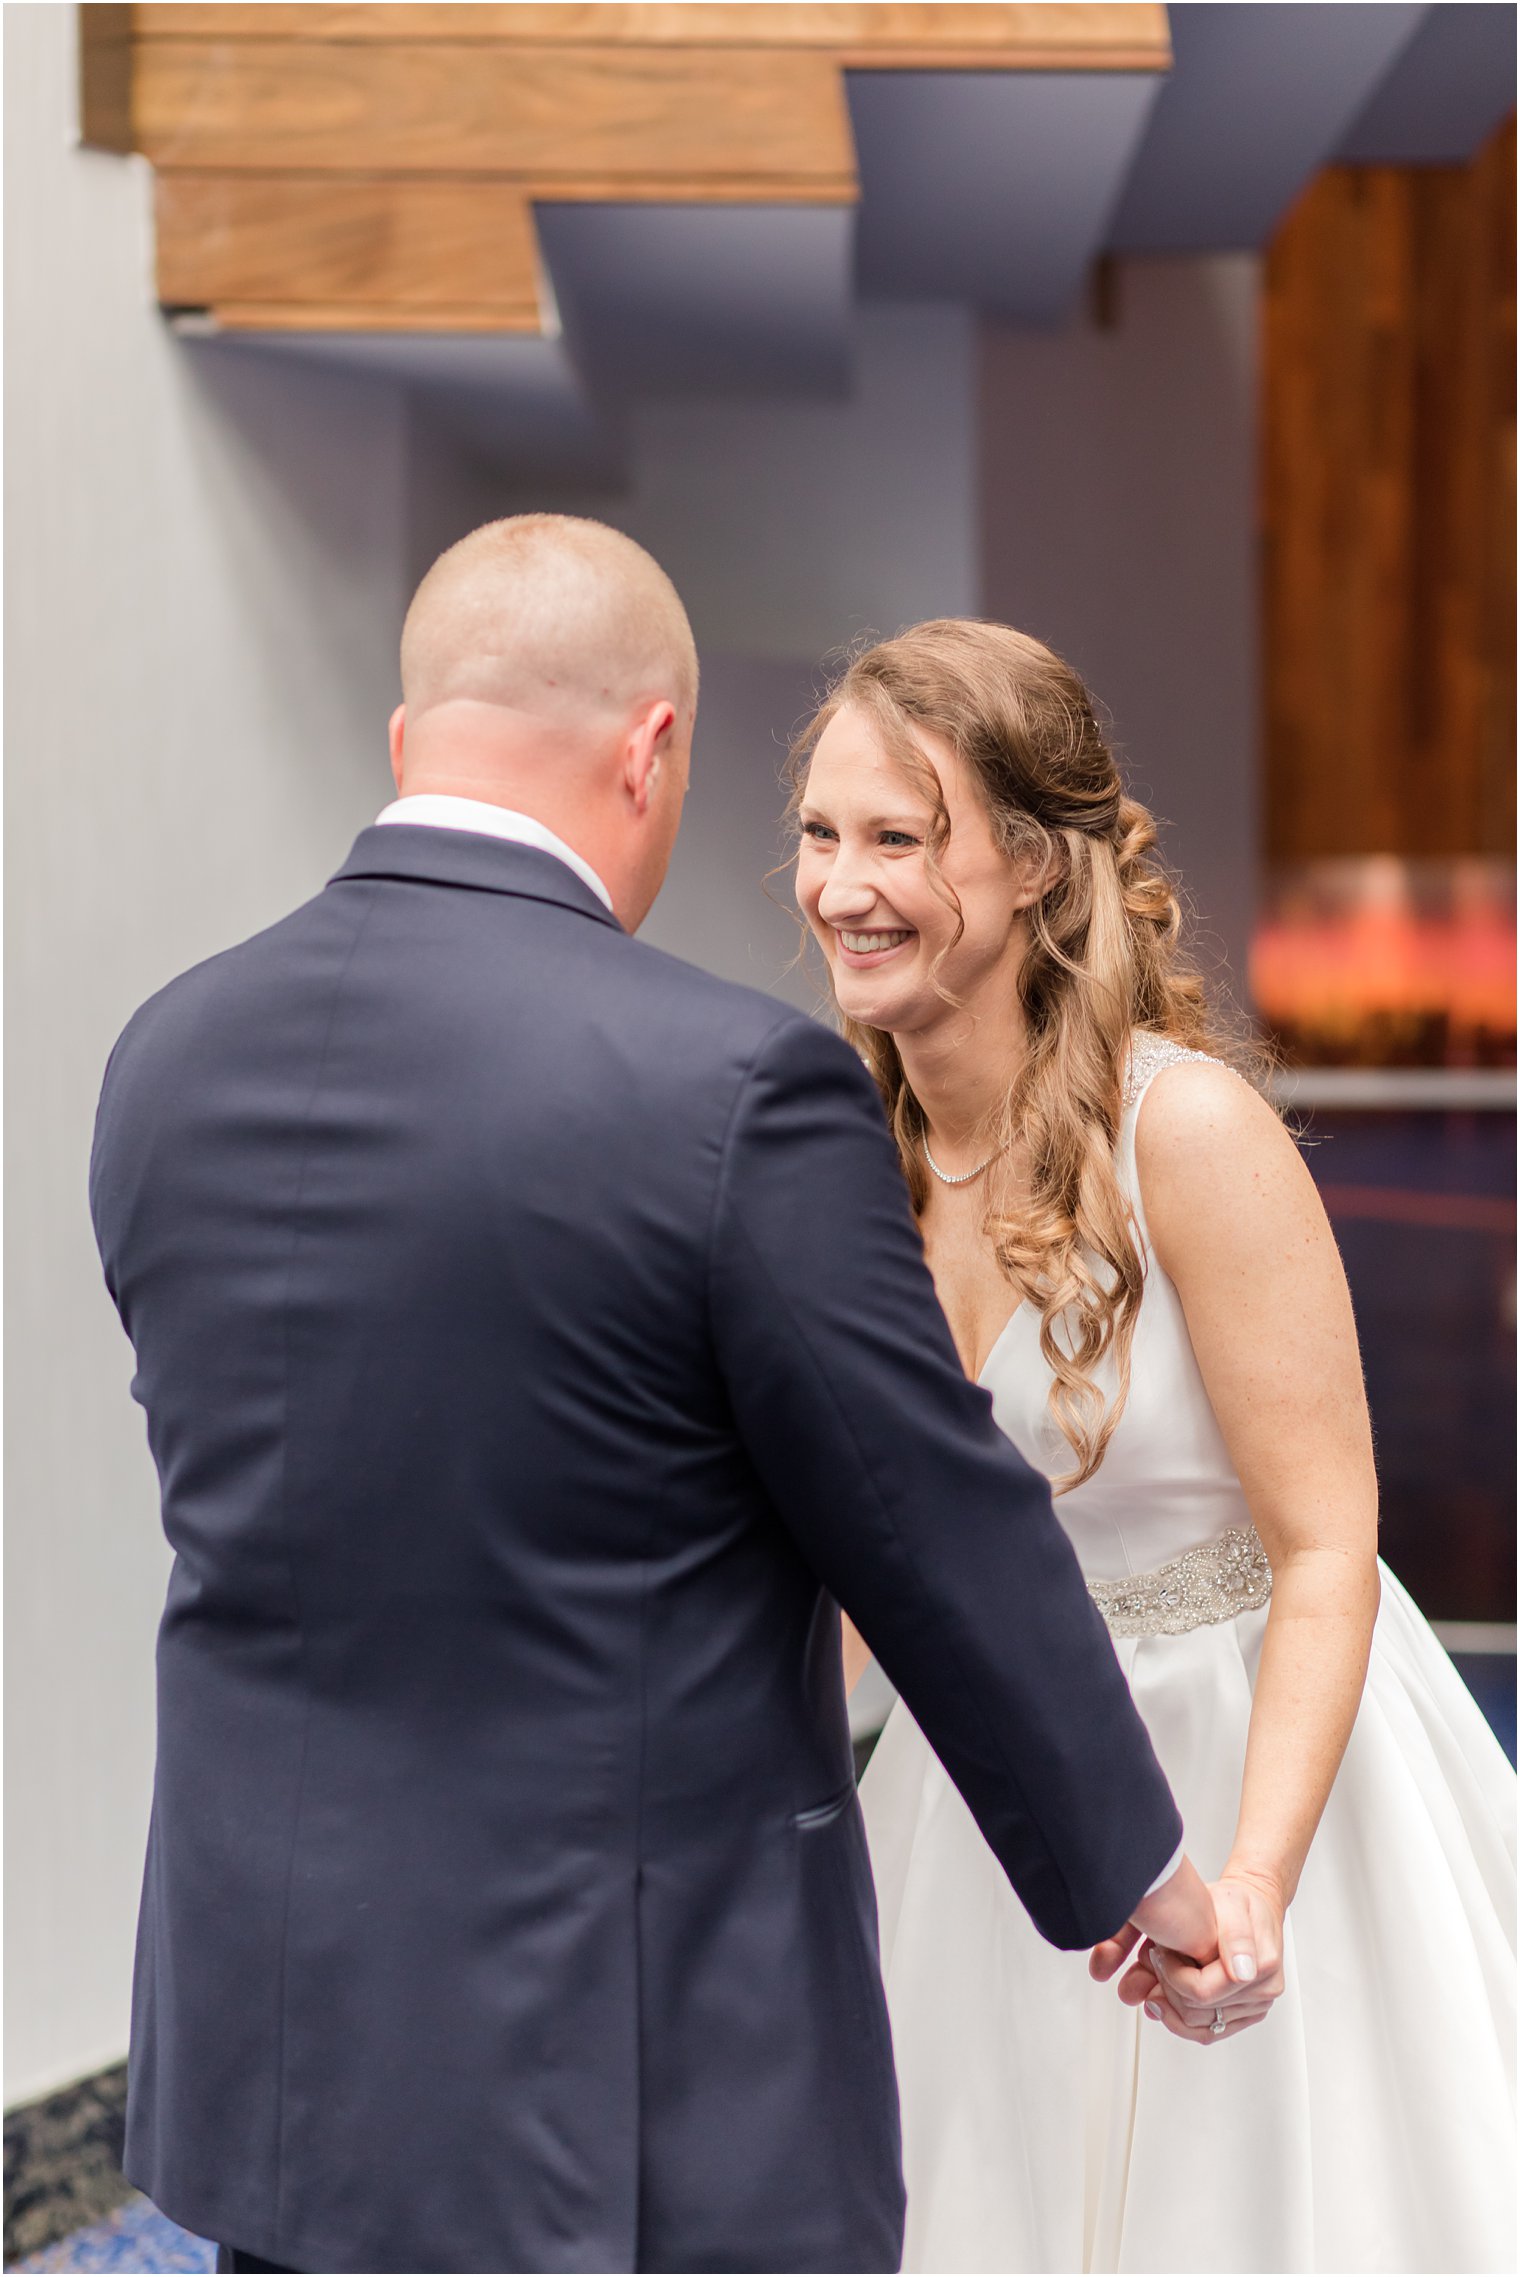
[1128,1063,1380,2033]
[842,1610,873,1697]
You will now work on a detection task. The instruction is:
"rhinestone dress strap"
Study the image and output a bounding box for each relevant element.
[1123,1031,1218,1108]
[1087,1525,1273,1638]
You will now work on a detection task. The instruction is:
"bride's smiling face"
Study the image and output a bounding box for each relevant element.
[795,704,1036,1038]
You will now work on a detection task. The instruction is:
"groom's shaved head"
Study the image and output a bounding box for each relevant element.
[391,515,697,932]
[401,514,698,729]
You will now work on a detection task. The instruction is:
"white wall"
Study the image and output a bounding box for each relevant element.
[603,304,979,662]
[981,258,1260,1000]
[3,6,409,2106]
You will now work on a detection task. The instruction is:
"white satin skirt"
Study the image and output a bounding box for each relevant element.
[860,1563,1517,2274]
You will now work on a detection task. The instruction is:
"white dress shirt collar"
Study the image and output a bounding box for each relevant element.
[374,794,614,913]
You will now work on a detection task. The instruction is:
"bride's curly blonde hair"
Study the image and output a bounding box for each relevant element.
[788,618,1264,1492]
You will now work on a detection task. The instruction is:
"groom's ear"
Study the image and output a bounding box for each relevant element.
[623,699,677,816]
[388,705,406,791]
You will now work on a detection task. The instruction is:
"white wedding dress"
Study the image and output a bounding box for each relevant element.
[861,1033,1517,2275]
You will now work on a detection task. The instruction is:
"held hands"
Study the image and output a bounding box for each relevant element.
[1089,1857,1287,2047]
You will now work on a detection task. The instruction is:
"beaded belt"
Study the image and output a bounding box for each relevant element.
[1087,1525,1273,1638]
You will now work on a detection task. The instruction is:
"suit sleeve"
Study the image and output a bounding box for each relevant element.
[707,1012,1183,1949]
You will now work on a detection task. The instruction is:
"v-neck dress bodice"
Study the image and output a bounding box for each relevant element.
[978,1033,1247,1585]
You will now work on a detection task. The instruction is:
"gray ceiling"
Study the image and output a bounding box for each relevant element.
[535,201,856,399]
[849,68,1165,314]
[1334,2,1519,162]
[199,2,1515,477]
[1108,3,1426,250]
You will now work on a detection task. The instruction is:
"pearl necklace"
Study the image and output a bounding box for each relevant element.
[922,1136,1004,1187]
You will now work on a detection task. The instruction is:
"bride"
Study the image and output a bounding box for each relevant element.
[790,619,1516,2274]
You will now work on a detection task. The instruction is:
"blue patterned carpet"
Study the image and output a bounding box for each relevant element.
[12,2195,212,2273]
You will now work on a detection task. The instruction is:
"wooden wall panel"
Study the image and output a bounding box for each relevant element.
[130,6,1172,72]
[1262,117,1516,861]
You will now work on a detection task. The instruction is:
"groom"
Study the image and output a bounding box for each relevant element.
[91,516,1214,2276]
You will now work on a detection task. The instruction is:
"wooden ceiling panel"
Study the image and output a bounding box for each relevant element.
[200,301,539,333]
[155,174,544,326]
[132,37,857,188]
[92,2,1173,332]
[131,6,1171,72]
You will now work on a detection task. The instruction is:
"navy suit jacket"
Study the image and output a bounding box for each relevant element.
[90,825,1182,2275]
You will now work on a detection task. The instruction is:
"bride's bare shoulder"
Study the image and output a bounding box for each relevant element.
[1131,1054,1320,1276]
[1131,1051,1277,1154]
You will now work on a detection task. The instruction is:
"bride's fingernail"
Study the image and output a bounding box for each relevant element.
[1144,2002,1161,2021]
[1230,1952,1256,1983]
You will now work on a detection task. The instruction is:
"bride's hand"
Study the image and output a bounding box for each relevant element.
[1119,1870,1286,2046]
